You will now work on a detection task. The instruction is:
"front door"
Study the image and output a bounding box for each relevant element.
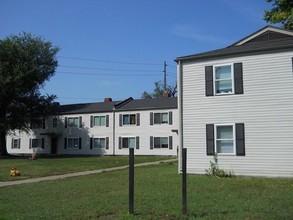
[51,137,57,154]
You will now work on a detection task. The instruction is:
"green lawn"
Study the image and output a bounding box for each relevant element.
[0,155,172,181]
[0,160,292,219]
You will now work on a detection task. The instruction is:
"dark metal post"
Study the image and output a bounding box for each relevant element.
[129,148,134,214]
[182,148,187,215]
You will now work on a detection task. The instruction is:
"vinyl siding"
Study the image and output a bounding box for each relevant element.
[180,51,293,177]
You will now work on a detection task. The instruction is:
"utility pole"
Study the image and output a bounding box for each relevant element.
[163,61,167,92]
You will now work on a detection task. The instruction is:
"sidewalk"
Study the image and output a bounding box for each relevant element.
[0,158,177,188]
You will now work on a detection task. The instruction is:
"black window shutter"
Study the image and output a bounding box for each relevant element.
[64,117,68,128]
[18,139,21,149]
[42,118,46,129]
[119,137,122,149]
[236,123,245,156]
[90,138,93,149]
[150,112,154,125]
[169,111,173,125]
[136,136,139,149]
[119,114,122,127]
[206,124,215,155]
[136,113,140,126]
[29,138,32,149]
[234,63,243,94]
[106,137,109,149]
[150,136,154,149]
[106,115,109,127]
[169,136,173,150]
[41,138,45,149]
[79,137,82,149]
[79,116,82,128]
[205,66,214,96]
[64,138,67,149]
[90,116,93,127]
[11,139,13,149]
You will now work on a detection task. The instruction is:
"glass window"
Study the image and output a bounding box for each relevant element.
[94,116,106,126]
[123,114,136,125]
[12,138,20,149]
[214,65,233,94]
[93,138,106,148]
[68,138,79,149]
[32,139,42,148]
[154,113,168,124]
[154,137,169,148]
[68,117,79,127]
[122,137,136,148]
[216,125,235,154]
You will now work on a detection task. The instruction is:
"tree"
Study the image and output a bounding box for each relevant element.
[141,81,177,99]
[264,0,293,30]
[0,33,59,156]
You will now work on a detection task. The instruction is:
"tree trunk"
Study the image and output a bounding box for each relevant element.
[0,130,8,157]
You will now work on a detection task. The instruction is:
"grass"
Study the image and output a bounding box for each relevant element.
[0,155,172,181]
[0,160,292,219]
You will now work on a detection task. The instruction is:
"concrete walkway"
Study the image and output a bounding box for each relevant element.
[0,158,177,188]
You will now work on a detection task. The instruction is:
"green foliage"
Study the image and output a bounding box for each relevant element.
[0,32,59,156]
[141,80,177,99]
[205,154,235,178]
[264,0,293,30]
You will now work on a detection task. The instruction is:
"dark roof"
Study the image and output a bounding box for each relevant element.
[53,97,177,115]
[175,26,293,62]
[116,97,178,111]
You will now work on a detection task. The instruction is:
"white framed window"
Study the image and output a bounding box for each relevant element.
[67,137,79,149]
[154,137,169,148]
[215,124,235,154]
[93,138,106,149]
[93,116,106,126]
[122,137,136,148]
[123,114,136,125]
[11,138,20,149]
[154,113,169,124]
[214,64,234,95]
[68,117,79,127]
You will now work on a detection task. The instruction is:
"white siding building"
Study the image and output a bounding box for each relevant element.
[176,26,293,177]
[7,97,178,156]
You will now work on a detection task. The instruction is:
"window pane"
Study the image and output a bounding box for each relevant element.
[215,66,231,79]
[217,126,233,139]
[217,140,234,153]
[216,80,232,93]
[129,138,136,148]
[52,118,58,128]
[94,138,105,148]
[73,139,79,148]
[122,138,129,148]
[68,117,78,127]
[161,137,168,148]
[154,137,160,148]
[123,115,129,125]
[94,117,100,126]
[100,116,106,126]
[130,115,136,125]
[161,113,168,124]
[154,113,161,124]
[32,139,40,148]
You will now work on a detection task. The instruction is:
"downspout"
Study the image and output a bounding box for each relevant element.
[112,107,116,156]
[177,60,184,173]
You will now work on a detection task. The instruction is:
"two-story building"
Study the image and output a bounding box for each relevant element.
[176,26,293,177]
[7,96,178,156]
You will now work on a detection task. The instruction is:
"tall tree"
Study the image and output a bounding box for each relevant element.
[0,33,59,156]
[264,0,293,30]
[141,81,177,99]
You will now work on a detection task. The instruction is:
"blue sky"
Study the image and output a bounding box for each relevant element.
[0,0,272,104]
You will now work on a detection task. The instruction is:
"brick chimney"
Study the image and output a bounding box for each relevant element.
[162,92,170,97]
[104,97,112,102]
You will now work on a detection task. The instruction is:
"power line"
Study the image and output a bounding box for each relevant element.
[59,65,160,73]
[57,71,161,77]
[58,56,162,66]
